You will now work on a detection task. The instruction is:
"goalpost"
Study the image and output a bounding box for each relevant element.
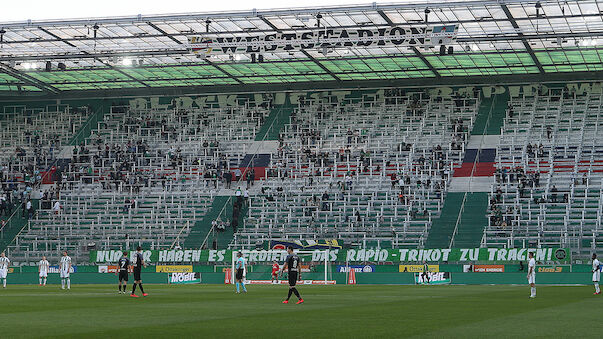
[230,249,335,285]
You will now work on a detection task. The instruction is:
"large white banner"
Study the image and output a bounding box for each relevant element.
[189,25,458,55]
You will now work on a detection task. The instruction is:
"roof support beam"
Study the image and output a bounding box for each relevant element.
[301,50,341,82]
[38,27,77,47]
[259,16,281,32]
[260,15,341,82]
[0,63,59,94]
[205,59,243,84]
[146,22,183,45]
[89,55,151,88]
[378,10,440,78]
[501,4,545,74]
[4,45,603,64]
[40,26,151,88]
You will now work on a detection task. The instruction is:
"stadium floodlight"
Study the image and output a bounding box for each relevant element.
[122,58,133,66]
[471,43,479,51]
[22,62,31,70]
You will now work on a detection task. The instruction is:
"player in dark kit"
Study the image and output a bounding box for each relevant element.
[117,251,130,294]
[281,246,304,304]
[131,246,148,297]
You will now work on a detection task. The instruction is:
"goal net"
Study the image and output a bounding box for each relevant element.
[230,249,335,285]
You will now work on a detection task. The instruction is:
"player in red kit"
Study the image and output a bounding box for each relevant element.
[271,260,280,284]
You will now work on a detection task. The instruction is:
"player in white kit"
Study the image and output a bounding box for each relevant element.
[527,251,536,298]
[0,252,10,288]
[592,253,600,295]
[60,251,72,290]
[38,256,50,286]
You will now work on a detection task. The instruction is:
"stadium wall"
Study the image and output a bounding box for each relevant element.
[4,272,595,285]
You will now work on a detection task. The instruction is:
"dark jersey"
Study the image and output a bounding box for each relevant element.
[423,264,429,273]
[134,252,144,269]
[118,257,130,272]
[285,254,300,273]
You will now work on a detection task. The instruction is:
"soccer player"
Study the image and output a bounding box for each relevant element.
[421,261,430,284]
[592,253,600,295]
[527,251,536,298]
[234,251,247,293]
[271,260,280,284]
[117,251,130,294]
[0,252,10,288]
[38,256,49,286]
[281,246,304,304]
[131,246,148,297]
[60,251,72,290]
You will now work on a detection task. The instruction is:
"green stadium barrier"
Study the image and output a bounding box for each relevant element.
[3,272,593,285]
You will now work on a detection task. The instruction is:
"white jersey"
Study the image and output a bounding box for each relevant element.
[39,260,49,271]
[0,257,10,279]
[593,259,600,282]
[0,257,10,270]
[60,256,71,271]
[60,256,72,278]
[528,258,536,284]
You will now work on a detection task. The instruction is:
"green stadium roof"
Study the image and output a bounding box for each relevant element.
[0,0,603,97]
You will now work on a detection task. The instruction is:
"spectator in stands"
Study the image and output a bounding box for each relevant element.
[243,189,249,204]
[0,194,6,217]
[246,169,255,188]
[321,192,329,211]
[547,126,552,140]
[52,201,61,215]
[25,199,33,219]
[234,168,242,182]
[582,173,588,186]
[551,185,558,203]
[224,171,232,189]
[235,188,242,206]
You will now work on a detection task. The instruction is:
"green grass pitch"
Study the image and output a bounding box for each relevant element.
[1,284,600,338]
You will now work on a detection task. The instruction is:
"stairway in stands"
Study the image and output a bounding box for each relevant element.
[0,205,30,253]
[183,196,249,250]
[428,91,509,248]
[452,193,489,247]
[425,193,464,248]
[254,99,293,141]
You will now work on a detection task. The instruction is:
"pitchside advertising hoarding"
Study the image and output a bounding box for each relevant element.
[336,265,375,273]
[156,265,193,273]
[90,248,570,264]
[399,265,440,273]
[415,272,451,285]
[169,272,201,284]
[49,266,77,274]
[472,265,505,273]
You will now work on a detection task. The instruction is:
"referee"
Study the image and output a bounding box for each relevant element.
[130,246,148,297]
[281,246,304,304]
[235,251,247,293]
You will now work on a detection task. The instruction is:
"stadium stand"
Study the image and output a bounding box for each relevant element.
[5,98,272,263]
[232,89,480,249]
[484,87,603,257]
